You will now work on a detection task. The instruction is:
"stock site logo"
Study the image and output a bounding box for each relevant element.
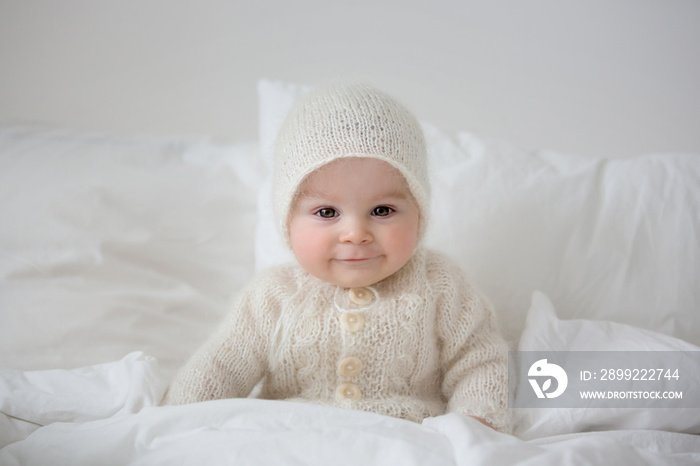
[528,359,568,399]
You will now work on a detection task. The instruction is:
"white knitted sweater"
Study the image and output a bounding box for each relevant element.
[164,248,511,432]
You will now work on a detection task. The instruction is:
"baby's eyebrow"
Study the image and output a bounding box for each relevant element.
[379,190,410,201]
[295,191,329,203]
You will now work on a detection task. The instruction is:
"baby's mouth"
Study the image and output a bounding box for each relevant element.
[336,256,377,262]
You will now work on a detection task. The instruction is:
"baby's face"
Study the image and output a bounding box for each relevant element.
[288,157,420,289]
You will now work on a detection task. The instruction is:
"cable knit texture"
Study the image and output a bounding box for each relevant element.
[164,248,512,433]
[273,82,431,244]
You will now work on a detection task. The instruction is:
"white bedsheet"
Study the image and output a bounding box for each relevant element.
[2,354,698,466]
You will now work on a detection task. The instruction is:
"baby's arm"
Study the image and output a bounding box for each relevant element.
[162,277,275,405]
[435,258,511,433]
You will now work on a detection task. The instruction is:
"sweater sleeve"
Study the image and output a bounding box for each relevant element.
[433,254,512,433]
[162,269,285,405]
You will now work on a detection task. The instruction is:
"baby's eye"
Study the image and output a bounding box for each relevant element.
[316,208,337,219]
[372,206,393,217]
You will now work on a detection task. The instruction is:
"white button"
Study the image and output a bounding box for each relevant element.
[336,382,362,401]
[337,356,363,377]
[348,287,374,306]
[340,312,365,332]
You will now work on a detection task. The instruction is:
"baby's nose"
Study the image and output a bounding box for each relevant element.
[339,218,373,244]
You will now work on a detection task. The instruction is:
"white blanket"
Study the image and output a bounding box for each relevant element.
[2,353,699,466]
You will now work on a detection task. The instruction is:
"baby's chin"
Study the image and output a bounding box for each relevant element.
[315,265,403,289]
[308,273,379,289]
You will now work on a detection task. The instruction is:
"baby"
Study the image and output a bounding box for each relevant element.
[164,83,511,432]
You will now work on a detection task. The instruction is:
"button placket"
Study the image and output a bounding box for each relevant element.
[333,286,377,403]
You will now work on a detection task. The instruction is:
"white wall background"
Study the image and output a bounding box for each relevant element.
[1,0,699,158]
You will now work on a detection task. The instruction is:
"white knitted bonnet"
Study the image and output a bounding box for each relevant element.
[273,82,431,244]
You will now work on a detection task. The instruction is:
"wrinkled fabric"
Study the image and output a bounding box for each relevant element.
[2,355,699,466]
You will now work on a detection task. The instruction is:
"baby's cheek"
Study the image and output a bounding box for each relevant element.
[395,222,419,249]
[290,223,326,265]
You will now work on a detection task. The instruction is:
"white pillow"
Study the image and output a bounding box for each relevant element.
[255,79,700,345]
[0,126,264,381]
[514,291,700,439]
